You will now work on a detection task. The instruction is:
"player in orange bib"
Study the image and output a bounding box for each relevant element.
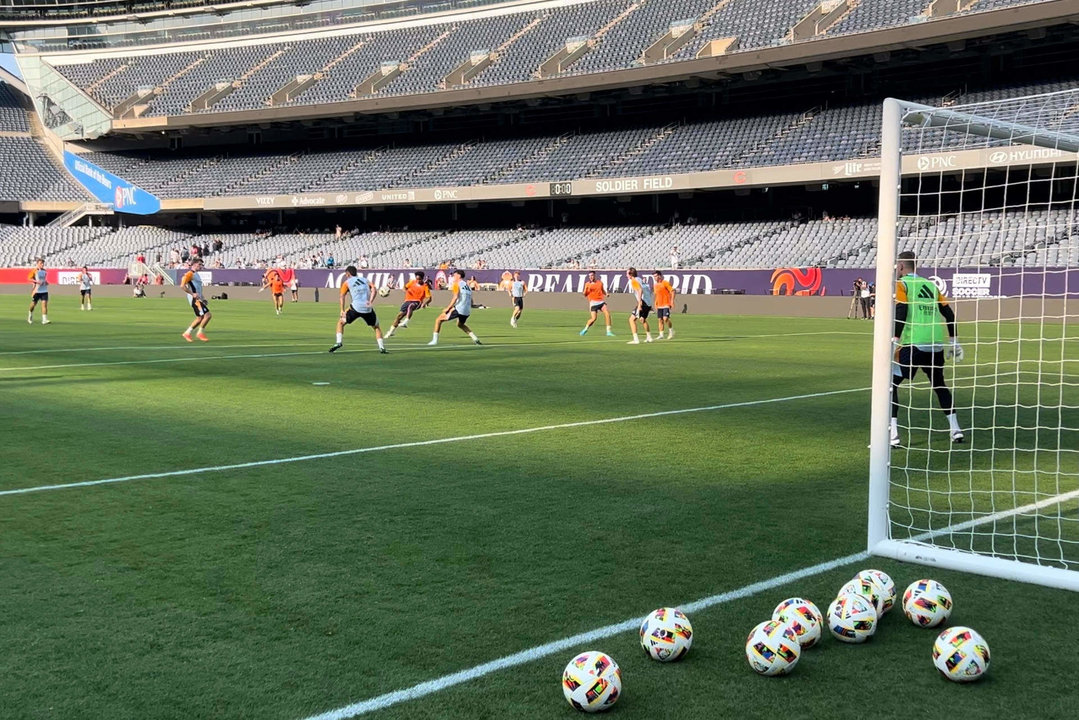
[652,270,676,340]
[261,269,286,315]
[385,271,432,337]
[579,271,614,336]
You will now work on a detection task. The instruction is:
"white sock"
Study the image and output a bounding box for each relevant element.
[87,304,92,310]
[42,314,48,323]
[468,331,478,340]
[606,325,612,332]
[632,333,639,341]
[947,413,961,433]
[377,337,385,349]
[183,328,191,336]
[336,332,343,343]
[28,312,33,322]
[645,333,652,340]
[432,332,439,341]
[890,418,898,436]
[400,319,409,328]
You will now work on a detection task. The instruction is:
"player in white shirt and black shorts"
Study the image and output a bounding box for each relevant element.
[330,265,386,354]
[78,266,94,311]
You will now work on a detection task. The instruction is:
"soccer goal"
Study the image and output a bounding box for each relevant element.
[868,90,1079,592]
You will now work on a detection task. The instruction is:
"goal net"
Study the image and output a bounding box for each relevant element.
[868,91,1079,591]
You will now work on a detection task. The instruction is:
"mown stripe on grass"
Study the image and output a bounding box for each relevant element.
[0,387,868,496]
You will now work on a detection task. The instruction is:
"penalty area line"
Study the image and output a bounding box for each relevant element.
[300,485,1079,720]
[0,386,868,497]
[300,550,872,720]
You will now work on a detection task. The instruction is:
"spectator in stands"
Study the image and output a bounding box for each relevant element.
[169,248,181,266]
[212,238,223,253]
[181,247,190,263]
[335,225,343,240]
[190,243,201,259]
[669,246,680,269]
[326,253,336,269]
[202,241,210,258]
[404,258,412,268]
[359,255,369,269]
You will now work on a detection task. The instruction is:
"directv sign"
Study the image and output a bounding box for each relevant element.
[63,151,161,215]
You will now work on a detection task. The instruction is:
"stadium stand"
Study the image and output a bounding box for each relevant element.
[2,206,1074,270]
[0,82,32,132]
[38,0,1065,116]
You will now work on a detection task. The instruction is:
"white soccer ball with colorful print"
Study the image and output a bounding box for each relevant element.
[933,626,990,682]
[562,651,622,713]
[378,286,391,297]
[839,575,885,617]
[640,607,693,662]
[772,597,823,649]
[903,579,953,628]
[827,592,878,643]
[860,569,897,614]
[745,619,801,676]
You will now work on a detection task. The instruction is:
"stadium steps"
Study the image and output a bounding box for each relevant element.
[584,123,680,178]
[87,62,130,96]
[160,55,210,92]
[821,0,865,37]
[463,13,550,87]
[46,202,113,228]
[728,107,821,167]
[300,148,386,192]
[388,141,477,187]
[549,224,663,268]
[481,133,574,184]
[451,227,553,265]
[240,47,290,84]
[323,40,370,74]
[223,151,306,195]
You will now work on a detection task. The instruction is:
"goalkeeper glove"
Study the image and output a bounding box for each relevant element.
[946,338,964,362]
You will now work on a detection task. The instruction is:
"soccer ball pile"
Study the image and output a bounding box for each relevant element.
[739,569,990,683]
[561,572,990,711]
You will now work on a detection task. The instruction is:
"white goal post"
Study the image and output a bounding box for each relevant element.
[868,93,1079,592]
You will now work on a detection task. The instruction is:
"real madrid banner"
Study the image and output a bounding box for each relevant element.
[63,151,161,215]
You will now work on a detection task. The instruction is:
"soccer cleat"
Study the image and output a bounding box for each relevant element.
[890,434,902,448]
[951,430,965,444]
[196,333,208,342]
[645,337,654,343]
[472,338,482,345]
[627,338,640,344]
[668,331,675,339]
[328,343,342,353]
[379,347,388,354]
[385,327,396,338]
[80,306,85,311]
[606,331,615,337]
[427,339,438,346]
[182,333,193,342]
[399,319,409,328]
[27,316,33,324]
[42,320,50,325]
[579,328,588,336]
[510,320,517,328]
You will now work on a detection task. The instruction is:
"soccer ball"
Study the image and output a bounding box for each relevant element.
[840,575,885,617]
[933,626,990,682]
[827,592,878,643]
[562,651,622,713]
[860,569,897,614]
[745,619,801,676]
[378,286,391,297]
[639,607,693,662]
[902,579,953,628]
[772,597,823,649]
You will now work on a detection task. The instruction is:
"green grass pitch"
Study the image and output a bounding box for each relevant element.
[1,295,1077,719]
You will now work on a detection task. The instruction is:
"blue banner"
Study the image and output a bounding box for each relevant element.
[63,151,161,215]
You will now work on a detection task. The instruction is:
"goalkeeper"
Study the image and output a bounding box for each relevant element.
[890,251,964,447]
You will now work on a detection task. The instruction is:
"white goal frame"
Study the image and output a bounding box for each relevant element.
[868,97,1079,592]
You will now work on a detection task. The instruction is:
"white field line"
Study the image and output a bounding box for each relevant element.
[0,387,868,497]
[0,331,867,370]
[302,551,872,720]
[301,486,1079,720]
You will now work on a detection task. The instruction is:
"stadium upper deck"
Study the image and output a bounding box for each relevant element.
[7,0,1070,140]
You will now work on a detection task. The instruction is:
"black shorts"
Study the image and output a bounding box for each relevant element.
[345,308,378,327]
[400,300,422,317]
[895,346,944,380]
[191,299,210,317]
[80,289,91,297]
[272,292,283,298]
[32,292,48,302]
[513,297,524,309]
[632,303,652,320]
[445,309,470,323]
[656,307,671,319]
[589,302,606,313]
